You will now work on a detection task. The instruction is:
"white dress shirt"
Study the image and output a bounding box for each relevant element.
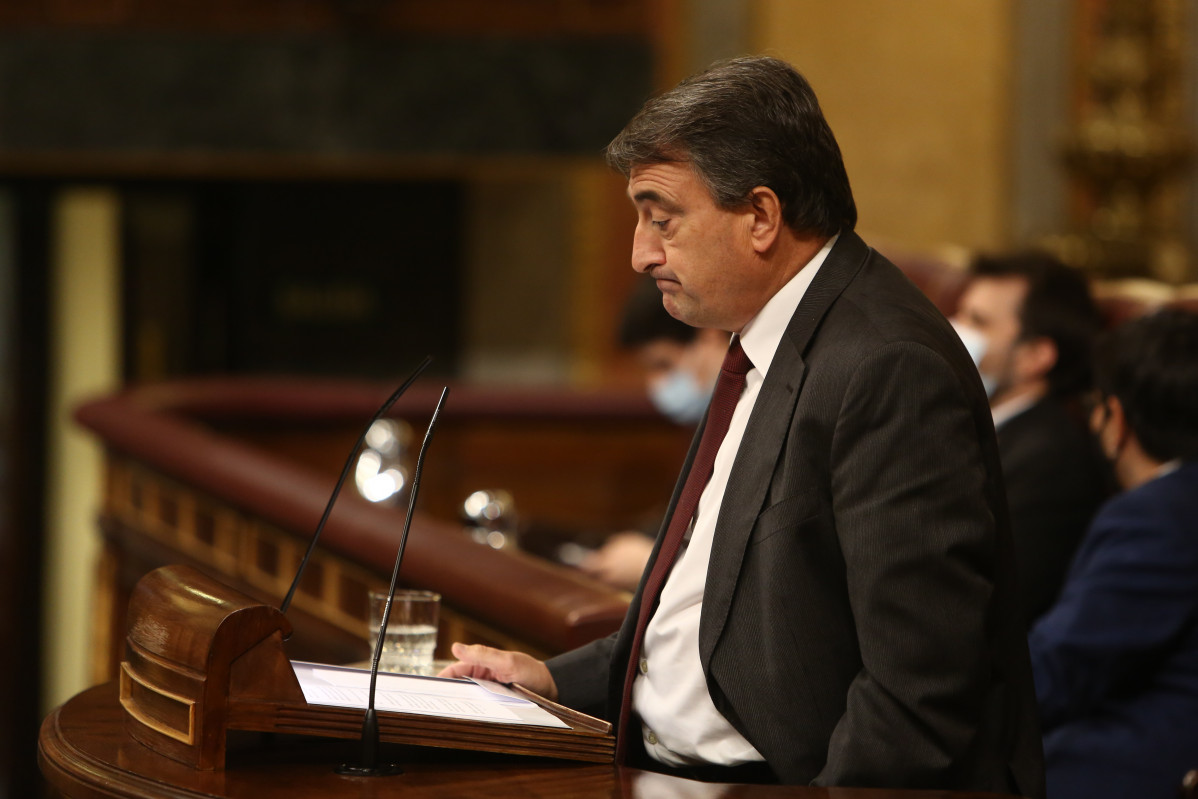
[634,235,837,766]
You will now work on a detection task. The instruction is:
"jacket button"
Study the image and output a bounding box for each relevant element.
[639,657,649,675]
[645,728,658,745]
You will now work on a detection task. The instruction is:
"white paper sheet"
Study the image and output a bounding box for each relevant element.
[291,661,569,728]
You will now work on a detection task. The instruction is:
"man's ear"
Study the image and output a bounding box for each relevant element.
[1102,394,1130,457]
[1107,395,1127,428]
[745,186,783,253]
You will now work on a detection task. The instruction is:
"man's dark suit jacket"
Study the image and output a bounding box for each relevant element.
[548,231,1045,796]
[996,398,1110,626]
[1030,461,1198,799]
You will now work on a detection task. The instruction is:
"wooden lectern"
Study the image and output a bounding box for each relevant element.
[119,564,612,772]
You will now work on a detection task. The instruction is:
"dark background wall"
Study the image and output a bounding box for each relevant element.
[0,4,662,796]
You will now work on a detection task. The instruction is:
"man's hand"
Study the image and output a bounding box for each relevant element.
[437,643,559,701]
[579,532,654,592]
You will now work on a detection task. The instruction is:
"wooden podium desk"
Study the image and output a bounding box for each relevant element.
[41,683,1018,799]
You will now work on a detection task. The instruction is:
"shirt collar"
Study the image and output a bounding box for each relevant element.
[1155,459,1183,479]
[738,233,838,378]
[991,392,1041,429]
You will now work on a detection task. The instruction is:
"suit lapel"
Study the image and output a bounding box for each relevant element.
[698,230,871,665]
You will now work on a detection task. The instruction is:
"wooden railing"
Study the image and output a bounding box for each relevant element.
[76,377,693,682]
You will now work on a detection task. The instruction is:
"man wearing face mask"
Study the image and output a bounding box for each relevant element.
[579,279,729,590]
[1028,307,1198,799]
[952,252,1111,626]
[621,277,730,426]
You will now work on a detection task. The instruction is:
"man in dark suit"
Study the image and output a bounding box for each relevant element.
[952,253,1111,625]
[443,56,1044,796]
[1029,308,1198,799]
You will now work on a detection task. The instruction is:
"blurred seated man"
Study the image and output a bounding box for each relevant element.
[952,252,1111,625]
[579,279,728,590]
[620,277,730,427]
[1029,308,1198,799]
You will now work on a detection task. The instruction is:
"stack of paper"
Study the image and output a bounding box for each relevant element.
[292,661,569,728]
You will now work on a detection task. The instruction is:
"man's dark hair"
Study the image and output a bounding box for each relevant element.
[605,55,856,237]
[971,251,1102,397]
[618,278,697,349]
[1094,307,1198,462]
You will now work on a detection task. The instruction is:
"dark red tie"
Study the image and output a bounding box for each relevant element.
[614,335,754,761]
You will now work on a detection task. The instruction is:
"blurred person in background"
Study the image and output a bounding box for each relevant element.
[618,276,730,428]
[952,252,1111,625]
[1029,308,1198,799]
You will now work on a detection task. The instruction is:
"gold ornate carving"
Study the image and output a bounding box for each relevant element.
[1048,0,1193,282]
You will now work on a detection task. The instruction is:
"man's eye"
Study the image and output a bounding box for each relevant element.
[651,219,670,230]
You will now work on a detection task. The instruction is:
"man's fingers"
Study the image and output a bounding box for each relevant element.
[437,659,485,680]
[441,643,558,700]
[451,642,491,662]
[451,643,507,672]
[445,643,517,683]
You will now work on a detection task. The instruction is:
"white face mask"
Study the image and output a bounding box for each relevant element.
[951,321,998,398]
[649,369,713,425]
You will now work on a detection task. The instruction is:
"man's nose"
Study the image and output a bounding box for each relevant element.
[631,225,663,274]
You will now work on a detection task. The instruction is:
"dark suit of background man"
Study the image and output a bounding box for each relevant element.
[443,55,1045,796]
[951,253,1111,626]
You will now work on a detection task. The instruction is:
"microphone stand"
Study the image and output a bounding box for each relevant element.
[336,386,450,777]
[279,355,432,616]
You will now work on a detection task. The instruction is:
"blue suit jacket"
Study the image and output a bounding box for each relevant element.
[1029,460,1198,799]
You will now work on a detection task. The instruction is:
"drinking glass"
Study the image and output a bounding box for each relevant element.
[367,589,440,676]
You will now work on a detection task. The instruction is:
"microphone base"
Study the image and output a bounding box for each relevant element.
[334,762,404,777]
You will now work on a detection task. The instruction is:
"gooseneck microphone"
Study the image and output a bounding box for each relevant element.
[279,355,433,616]
[337,385,450,777]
